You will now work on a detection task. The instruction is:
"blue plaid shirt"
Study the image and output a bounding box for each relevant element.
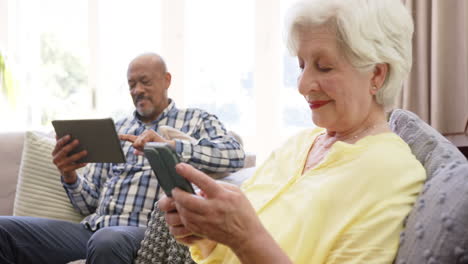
[62,99,245,230]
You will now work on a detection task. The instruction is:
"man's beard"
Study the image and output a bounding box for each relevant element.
[136,106,155,118]
[135,96,155,118]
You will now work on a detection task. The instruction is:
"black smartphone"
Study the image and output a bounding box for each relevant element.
[144,142,195,197]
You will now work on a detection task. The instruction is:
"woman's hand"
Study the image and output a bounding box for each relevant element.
[159,194,205,244]
[159,190,218,258]
[160,163,265,250]
[159,163,293,263]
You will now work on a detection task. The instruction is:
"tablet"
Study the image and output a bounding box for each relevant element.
[52,118,126,163]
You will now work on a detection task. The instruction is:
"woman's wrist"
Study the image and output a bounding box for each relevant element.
[230,225,292,264]
[194,239,218,258]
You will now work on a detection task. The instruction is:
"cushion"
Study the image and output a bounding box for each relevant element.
[217,167,256,186]
[389,109,468,263]
[395,162,468,263]
[389,109,467,180]
[134,204,195,264]
[13,131,84,222]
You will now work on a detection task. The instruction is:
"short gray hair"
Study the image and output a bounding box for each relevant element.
[285,0,414,108]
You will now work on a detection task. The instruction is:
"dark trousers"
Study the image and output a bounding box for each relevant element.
[0,216,146,264]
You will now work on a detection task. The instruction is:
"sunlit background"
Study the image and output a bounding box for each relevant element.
[0,0,313,163]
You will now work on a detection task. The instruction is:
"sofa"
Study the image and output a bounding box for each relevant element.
[0,132,24,216]
[1,110,468,263]
[0,130,255,220]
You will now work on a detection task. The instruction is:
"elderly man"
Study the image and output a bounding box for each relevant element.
[0,53,245,264]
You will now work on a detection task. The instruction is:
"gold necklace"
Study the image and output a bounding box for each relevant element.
[323,122,388,147]
[303,122,388,172]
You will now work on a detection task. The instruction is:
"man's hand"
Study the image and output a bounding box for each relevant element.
[119,130,176,155]
[52,135,88,184]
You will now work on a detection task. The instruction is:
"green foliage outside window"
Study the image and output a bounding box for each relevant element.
[0,51,17,107]
[40,33,87,99]
[39,33,88,125]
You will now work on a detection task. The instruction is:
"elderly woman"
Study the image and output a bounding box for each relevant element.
[158,0,425,263]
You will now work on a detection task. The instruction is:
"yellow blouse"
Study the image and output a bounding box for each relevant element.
[191,128,426,263]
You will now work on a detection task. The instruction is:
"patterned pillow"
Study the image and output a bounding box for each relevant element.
[389,109,468,263]
[389,109,467,179]
[134,204,195,264]
[13,131,84,222]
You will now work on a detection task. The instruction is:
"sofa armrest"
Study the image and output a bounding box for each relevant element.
[0,132,24,215]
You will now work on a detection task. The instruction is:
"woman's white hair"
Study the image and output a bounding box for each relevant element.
[285,0,414,108]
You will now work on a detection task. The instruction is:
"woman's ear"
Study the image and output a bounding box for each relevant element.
[370,63,389,94]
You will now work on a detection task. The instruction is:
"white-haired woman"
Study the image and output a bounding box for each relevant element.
[159,0,425,263]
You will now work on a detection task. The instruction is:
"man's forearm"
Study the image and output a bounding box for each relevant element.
[176,139,245,172]
[62,172,100,215]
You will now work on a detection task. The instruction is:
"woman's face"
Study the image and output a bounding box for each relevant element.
[297,26,377,133]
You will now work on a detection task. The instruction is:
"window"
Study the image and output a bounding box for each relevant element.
[1,0,314,162]
[184,0,255,144]
[280,0,312,139]
[37,0,90,123]
[95,0,162,118]
[1,0,90,130]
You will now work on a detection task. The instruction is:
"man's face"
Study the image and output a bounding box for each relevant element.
[127,57,171,123]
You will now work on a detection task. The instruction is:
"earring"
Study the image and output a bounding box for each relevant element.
[372,86,378,91]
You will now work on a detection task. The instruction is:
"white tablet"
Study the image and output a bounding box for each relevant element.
[52,118,126,163]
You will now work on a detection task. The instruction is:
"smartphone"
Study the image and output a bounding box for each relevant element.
[144,142,195,197]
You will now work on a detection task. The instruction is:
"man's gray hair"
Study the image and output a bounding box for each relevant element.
[284,0,414,109]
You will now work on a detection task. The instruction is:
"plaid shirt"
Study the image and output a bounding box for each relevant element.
[62,99,245,230]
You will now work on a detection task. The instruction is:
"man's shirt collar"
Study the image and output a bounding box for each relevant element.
[132,98,176,125]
